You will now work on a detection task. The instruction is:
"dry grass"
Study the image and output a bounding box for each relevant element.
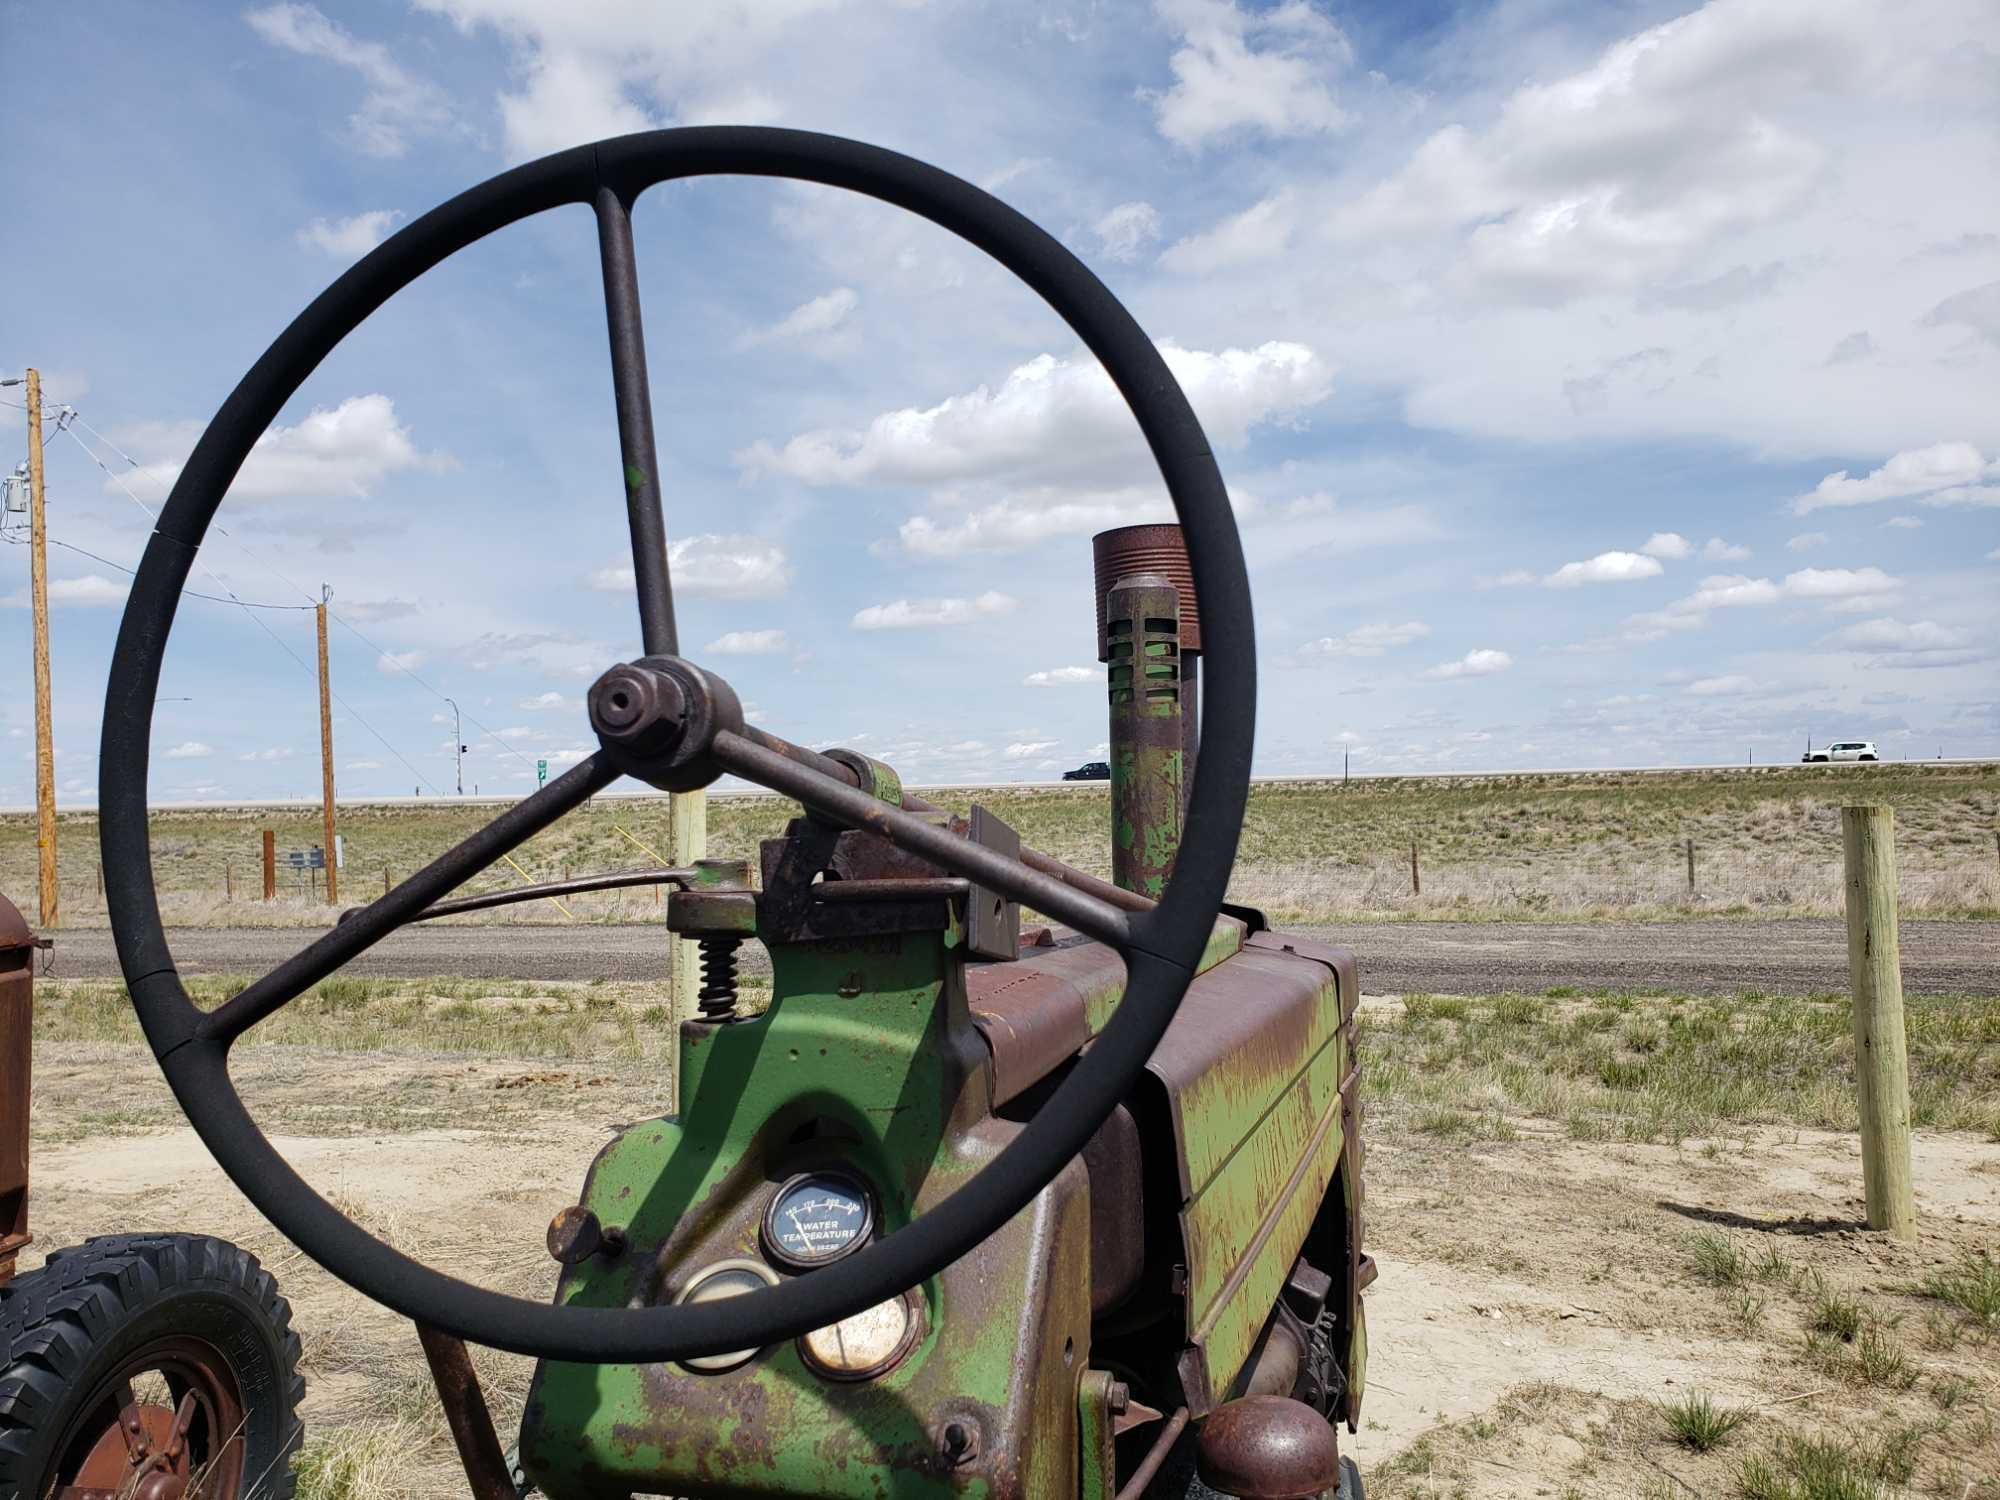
[7,760,1996,926]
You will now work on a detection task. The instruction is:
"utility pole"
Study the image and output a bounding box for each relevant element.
[446,697,464,796]
[15,369,57,928]
[316,586,338,904]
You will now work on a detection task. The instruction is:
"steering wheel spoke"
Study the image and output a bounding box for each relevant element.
[713,729,1133,950]
[595,184,677,657]
[197,753,622,1046]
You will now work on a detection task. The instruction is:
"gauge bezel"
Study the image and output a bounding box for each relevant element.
[671,1257,780,1373]
[760,1168,877,1270]
[795,1288,926,1382]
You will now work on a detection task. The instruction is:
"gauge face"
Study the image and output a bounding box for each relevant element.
[673,1258,779,1373]
[763,1171,874,1268]
[799,1292,922,1381]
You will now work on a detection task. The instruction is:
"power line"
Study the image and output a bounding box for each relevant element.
[56,418,447,795]
[66,407,541,778]
[4,532,316,609]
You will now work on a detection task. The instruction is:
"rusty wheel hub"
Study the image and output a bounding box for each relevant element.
[52,1338,245,1500]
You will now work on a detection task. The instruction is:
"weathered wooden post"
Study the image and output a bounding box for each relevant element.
[224,863,234,901]
[1410,840,1420,896]
[261,830,277,901]
[1841,804,1915,1240]
[1685,836,1695,895]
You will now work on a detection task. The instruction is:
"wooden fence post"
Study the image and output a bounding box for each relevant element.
[1685,836,1695,895]
[224,863,233,901]
[1410,839,1420,896]
[262,830,276,901]
[384,867,392,896]
[1841,804,1915,1240]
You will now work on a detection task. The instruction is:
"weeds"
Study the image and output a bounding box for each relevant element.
[1916,1251,2000,1327]
[1691,1232,1748,1287]
[1662,1390,1746,1451]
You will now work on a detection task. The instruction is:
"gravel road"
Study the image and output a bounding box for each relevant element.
[37,919,1999,997]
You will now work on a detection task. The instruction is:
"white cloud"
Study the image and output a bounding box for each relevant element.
[517,691,569,710]
[1161,190,1296,272]
[1825,331,1875,365]
[119,393,453,502]
[1478,569,1538,588]
[406,0,830,161]
[1686,674,1756,696]
[238,747,295,762]
[1299,621,1430,658]
[164,741,213,760]
[1633,566,1901,638]
[375,649,425,674]
[897,488,1164,558]
[1149,0,1351,149]
[2,574,127,608]
[1702,537,1750,560]
[246,3,450,157]
[1823,617,1971,652]
[705,628,789,655]
[1093,202,1161,262]
[1786,532,1829,552]
[1425,648,1512,680]
[1782,566,1898,599]
[1005,740,1058,757]
[1793,442,1999,513]
[296,210,404,259]
[1023,666,1103,687]
[587,534,793,600]
[851,591,1018,631]
[1883,515,1923,529]
[736,287,857,348]
[1639,532,1692,560]
[1544,550,1663,587]
[738,341,1332,489]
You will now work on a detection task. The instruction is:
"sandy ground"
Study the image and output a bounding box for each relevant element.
[21,1002,2000,1498]
[38,916,2000,996]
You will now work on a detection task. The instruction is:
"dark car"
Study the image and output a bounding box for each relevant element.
[1062,761,1110,781]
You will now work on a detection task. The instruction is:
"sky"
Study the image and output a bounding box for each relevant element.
[2,0,1997,807]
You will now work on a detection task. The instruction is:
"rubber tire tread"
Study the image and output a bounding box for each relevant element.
[0,1233,305,1500]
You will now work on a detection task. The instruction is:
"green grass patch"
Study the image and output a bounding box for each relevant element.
[1661,1390,1747,1451]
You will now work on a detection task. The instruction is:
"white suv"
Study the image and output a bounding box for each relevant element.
[1804,740,1879,763]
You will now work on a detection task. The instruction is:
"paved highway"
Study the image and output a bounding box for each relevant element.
[38,918,1999,998]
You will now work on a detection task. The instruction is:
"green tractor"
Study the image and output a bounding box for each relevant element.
[96,128,1371,1499]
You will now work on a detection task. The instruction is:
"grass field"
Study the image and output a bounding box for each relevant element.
[5,760,1996,926]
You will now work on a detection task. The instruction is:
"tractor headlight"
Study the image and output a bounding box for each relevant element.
[673,1258,780,1373]
[797,1290,923,1381]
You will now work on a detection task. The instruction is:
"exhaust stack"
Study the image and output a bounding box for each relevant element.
[1093,525,1201,897]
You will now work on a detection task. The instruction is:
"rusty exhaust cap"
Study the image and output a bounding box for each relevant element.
[1093,523,1201,659]
[1195,1394,1342,1499]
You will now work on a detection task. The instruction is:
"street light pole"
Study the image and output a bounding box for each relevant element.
[446,698,464,796]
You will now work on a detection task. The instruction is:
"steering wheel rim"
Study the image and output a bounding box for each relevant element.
[99,127,1257,1363]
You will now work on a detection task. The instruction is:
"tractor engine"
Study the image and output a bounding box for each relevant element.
[518,524,1369,1500]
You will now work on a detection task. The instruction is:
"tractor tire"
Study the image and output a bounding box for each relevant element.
[0,1233,305,1500]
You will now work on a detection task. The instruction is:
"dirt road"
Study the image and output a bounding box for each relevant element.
[39,917,2000,994]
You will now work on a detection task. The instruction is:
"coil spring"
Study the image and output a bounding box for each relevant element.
[697,936,741,1019]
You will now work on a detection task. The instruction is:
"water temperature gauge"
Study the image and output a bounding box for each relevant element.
[762,1170,876,1269]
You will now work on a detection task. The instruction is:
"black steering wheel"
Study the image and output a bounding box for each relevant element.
[99,128,1256,1363]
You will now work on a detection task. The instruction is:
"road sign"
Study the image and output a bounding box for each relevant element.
[537,758,548,787]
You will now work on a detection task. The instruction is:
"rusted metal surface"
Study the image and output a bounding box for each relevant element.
[1112,1405,1189,1500]
[547,1204,625,1265]
[1094,524,1202,816]
[0,891,32,1284]
[1141,943,1346,1410]
[1195,1394,1341,1499]
[415,1323,517,1500]
[1105,572,1183,898]
[1093,524,1203,655]
[1081,1104,1145,1316]
[965,804,1022,960]
[61,1335,248,1500]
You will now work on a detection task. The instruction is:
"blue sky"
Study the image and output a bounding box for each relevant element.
[2,0,1996,806]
